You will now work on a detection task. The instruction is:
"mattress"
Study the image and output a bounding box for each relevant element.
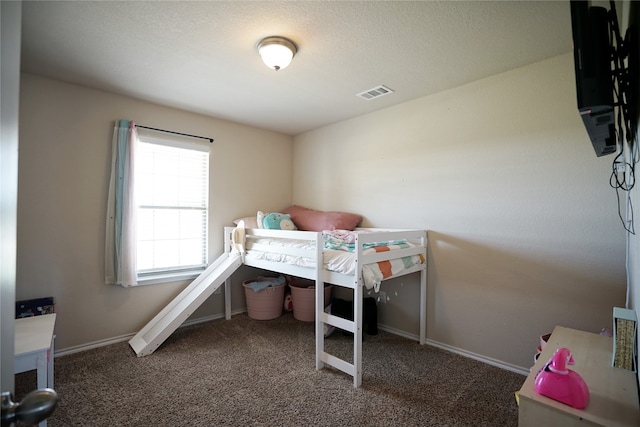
[244,235,424,291]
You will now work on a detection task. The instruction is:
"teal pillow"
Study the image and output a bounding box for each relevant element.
[262,212,297,230]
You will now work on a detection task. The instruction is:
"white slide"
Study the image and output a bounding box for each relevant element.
[129,253,243,357]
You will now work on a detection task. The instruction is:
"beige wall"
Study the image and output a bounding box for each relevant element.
[17,73,293,351]
[293,53,628,370]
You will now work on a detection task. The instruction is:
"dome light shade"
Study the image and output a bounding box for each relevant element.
[258,36,297,71]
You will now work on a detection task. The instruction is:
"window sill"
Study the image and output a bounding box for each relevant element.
[136,270,204,286]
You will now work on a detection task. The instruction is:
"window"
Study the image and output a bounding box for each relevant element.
[135,132,209,281]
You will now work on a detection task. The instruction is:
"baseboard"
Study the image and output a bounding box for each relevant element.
[55,333,135,357]
[54,309,247,357]
[378,324,529,376]
[55,313,529,376]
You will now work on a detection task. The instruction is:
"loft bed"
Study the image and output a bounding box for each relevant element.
[129,206,427,388]
[224,223,427,388]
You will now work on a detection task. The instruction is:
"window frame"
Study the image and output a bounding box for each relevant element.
[134,130,210,285]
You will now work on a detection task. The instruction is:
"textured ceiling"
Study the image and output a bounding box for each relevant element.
[20,1,573,135]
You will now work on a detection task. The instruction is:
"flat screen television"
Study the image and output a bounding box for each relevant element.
[570,0,617,156]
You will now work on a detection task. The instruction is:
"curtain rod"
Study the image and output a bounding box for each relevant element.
[135,124,214,143]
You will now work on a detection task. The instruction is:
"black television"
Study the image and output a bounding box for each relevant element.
[570,0,617,157]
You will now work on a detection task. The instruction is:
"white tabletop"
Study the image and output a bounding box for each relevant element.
[15,313,57,356]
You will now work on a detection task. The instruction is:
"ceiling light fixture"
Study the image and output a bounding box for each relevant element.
[257,36,297,71]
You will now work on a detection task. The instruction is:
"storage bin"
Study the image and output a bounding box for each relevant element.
[15,297,54,318]
[289,278,332,322]
[242,277,286,320]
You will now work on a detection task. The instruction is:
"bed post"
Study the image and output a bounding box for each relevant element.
[315,232,325,371]
[420,231,427,345]
[353,279,364,387]
[224,227,233,320]
[224,278,232,320]
[419,268,426,345]
[420,230,427,345]
[353,234,364,388]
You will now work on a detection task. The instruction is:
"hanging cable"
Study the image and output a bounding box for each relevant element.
[607,1,637,234]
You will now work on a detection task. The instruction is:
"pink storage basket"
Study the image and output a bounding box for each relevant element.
[289,278,332,322]
[242,278,285,320]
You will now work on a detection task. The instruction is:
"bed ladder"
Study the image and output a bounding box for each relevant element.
[316,278,364,387]
[128,252,243,357]
[314,230,366,388]
[314,230,428,388]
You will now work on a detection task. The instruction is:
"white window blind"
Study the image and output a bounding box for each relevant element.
[135,133,209,278]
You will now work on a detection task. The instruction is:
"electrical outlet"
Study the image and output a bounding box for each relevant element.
[378,291,386,304]
[616,162,626,173]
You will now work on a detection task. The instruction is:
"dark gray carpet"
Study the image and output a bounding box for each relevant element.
[16,313,524,426]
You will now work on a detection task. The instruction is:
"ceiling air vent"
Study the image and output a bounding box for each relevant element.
[356,85,394,101]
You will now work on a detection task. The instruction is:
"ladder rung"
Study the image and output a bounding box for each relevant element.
[320,351,355,376]
[321,312,355,333]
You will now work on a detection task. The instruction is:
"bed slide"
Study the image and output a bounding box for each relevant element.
[128,252,243,357]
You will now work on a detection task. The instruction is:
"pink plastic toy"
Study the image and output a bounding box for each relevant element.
[534,347,590,409]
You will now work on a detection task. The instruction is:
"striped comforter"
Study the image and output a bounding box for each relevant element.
[323,230,425,291]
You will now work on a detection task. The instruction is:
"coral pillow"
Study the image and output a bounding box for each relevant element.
[283,205,362,231]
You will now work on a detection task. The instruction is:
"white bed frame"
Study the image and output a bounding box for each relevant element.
[223,226,427,388]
